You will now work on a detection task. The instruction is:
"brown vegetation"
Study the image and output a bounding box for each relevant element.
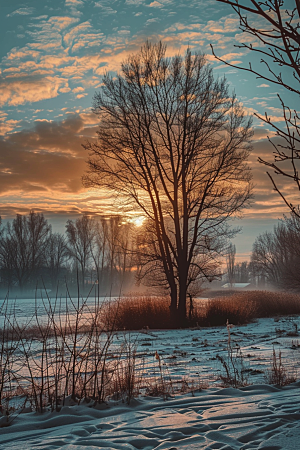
[108,296,174,330]
[112,290,300,329]
[205,290,300,326]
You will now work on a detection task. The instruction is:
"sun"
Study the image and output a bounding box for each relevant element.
[131,216,145,227]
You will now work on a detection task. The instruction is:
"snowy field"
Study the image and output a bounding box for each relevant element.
[0,295,109,328]
[1,311,300,449]
[0,383,300,449]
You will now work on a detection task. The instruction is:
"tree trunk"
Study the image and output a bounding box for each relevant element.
[178,284,187,327]
[169,284,178,325]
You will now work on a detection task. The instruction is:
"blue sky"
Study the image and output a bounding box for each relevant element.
[0,0,296,260]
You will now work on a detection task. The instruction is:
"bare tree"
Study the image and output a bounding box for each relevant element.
[234,260,252,283]
[89,217,109,290]
[251,230,282,286]
[89,216,135,293]
[135,217,224,294]
[46,232,69,290]
[251,214,300,289]
[83,42,253,324]
[226,243,236,286]
[106,216,122,287]
[112,219,135,288]
[212,0,300,215]
[0,211,51,291]
[65,215,96,289]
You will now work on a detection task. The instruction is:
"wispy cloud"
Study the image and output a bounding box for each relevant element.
[94,3,118,15]
[203,16,239,33]
[66,0,84,5]
[7,7,35,17]
[147,0,173,8]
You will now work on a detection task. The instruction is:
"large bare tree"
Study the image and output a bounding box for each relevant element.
[83,42,253,324]
[212,0,300,215]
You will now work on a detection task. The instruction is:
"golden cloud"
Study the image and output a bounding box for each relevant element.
[0,76,69,106]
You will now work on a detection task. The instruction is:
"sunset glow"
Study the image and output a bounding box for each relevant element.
[0,0,296,258]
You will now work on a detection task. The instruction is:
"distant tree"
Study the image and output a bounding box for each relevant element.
[252,231,282,286]
[89,217,109,290]
[226,243,236,286]
[251,214,300,289]
[46,232,69,289]
[65,215,96,289]
[212,0,300,215]
[106,216,122,287]
[88,215,135,293]
[83,42,253,324]
[234,260,251,283]
[0,211,51,291]
[111,219,135,288]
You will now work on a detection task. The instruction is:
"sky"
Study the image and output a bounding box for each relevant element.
[0,0,297,260]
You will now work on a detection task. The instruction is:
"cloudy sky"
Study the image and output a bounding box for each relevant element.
[0,0,296,259]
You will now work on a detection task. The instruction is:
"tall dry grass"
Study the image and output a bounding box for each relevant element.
[108,296,174,330]
[0,290,143,420]
[0,294,208,422]
[205,290,300,326]
[111,290,300,329]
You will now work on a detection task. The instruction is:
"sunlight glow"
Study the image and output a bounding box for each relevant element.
[131,216,145,227]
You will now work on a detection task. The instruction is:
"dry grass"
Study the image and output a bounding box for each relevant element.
[205,290,300,326]
[108,296,174,330]
[265,348,296,386]
[1,289,300,419]
[205,296,256,326]
[104,290,300,330]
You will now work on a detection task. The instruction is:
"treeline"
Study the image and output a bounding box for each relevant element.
[251,214,300,291]
[225,214,300,291]
[2,211,299,296]
[0,211,136,296]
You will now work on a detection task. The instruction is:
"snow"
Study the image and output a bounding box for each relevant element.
[1,311,300,449]
[1,384,300,449]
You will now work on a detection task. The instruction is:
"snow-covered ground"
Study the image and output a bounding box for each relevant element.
[1,313,300,449]
[1,383,299,449]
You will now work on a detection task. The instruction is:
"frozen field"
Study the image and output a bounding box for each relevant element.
[1,312,300,449]
[0,382,300,449]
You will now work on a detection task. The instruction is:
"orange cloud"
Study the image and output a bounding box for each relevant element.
[0,76,69,106]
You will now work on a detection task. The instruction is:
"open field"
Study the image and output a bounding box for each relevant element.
[1,291,300,448]
[1,382,300,450]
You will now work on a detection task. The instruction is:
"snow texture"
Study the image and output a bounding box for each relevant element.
[0,383,300,449]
